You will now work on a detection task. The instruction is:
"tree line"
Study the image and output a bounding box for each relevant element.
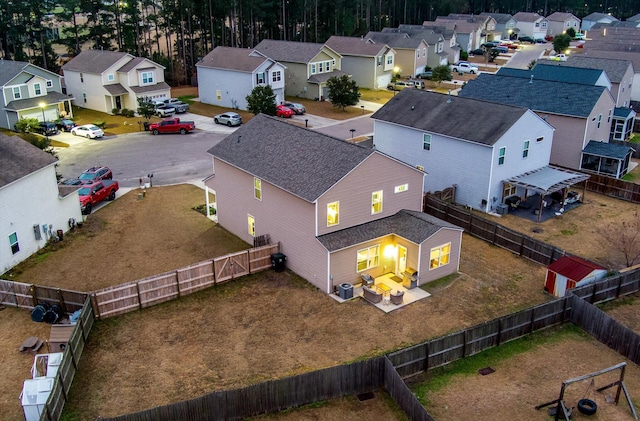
[1,0,637,84]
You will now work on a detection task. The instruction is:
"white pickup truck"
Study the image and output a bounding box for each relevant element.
[162,98,190,113]
[451,62,479,74]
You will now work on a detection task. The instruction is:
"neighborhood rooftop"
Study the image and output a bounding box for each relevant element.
[0,60,57,86]
[253,39,337,64]
[497,63,607,86]
[196,47,271,72]
[565,55,634,83]
[207,114,375,202]
[325,36,390,56]
[61,49,135,73]
[371,89,531,146]
[0,133,57,188]
[458,73,609,118]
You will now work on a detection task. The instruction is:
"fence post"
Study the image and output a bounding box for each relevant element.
[424,342,429,372]
[135,282,143,309]
[30,285,38,306]
[57,289,68,314]
[175,270,181,297]
[91,293,101,320]
[497,317,502,347]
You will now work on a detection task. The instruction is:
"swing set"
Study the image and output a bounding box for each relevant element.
[536,362,638,420]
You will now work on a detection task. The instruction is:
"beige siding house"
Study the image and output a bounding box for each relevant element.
[546,12,581,36]
[62,50,170,114]
[253,40,345,100]
[204,114,463,294]
[364,32,429,77]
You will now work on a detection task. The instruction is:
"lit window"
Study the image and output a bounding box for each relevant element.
[256,72,265,84]
[372,191,383,214]
[272,71,281,82]
[142,71,154,84]
[357,245,380,272]
[503,183,516,198]
[423,134,431,151]
[523,140,529,158]
[430,243,451,269]
[9,232,19,254]
[498,147,506,165]
[327,201,339,226]
[216,90,222,100]
[248,215,255,237]
[254,178,262,200]
[394,184,408,193]
[46,80,53,88]
[34,83,41,95]
[107,73,114,81]
[12,87,21,99]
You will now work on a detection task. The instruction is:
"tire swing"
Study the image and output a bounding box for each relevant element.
[577,379,597,416]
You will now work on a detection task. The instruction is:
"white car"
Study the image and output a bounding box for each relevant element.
[71,124,104,139]
[451,62,479,74]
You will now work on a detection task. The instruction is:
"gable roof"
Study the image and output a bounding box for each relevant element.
[324,36,389,57]
[565,55,633,83]
[62,50,135,73]
[208,114,375,202]
[117,57,146,72]
[628,13,640,22]
[547,255,605,279]
[365,32,425,48]
[384,26,444,44]
[458,73,610,118]
[513,12,544,22]
[497,62,608,86]
[371,89,530,146]
[546,12,579,22]
[0,133,57,188]
[583,12,619,22]
[433,18,480,33]
[0,60,59,87]
[196,46,271,72]
[253,40,337,64]
[479,13,514,24]
[317,209,462,252]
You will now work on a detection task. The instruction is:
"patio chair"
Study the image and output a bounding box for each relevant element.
[362,286,382,304]
[390,290,404,305]
[360,273,374,287]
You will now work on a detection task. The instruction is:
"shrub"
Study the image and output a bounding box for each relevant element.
[15,117,40,133]
[125,109,135,117]
[93,120,107,129]
[121,108,129,116]
[112,108,120,115]
[460,51,469,61]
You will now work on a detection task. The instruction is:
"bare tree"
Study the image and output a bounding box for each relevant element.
[600,210,640,268]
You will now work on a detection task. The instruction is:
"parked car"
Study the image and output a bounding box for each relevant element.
[551,53,568,61]
[535,38,547,44]
[387,80,415,91]
[71,124,104,139]
[214,112,242,126]
[59,178,87,186]
[283,102,306,115]
[470,48,485,56]
[155,104,176,117]
[78,180,119,215]
[55,119,76,132]
[162,98,189,113]
[35,122,58,136]
[482,41,499,48]
[409,79,425,89]
[79,166,113,182]
[573,32,586,40]
[416,70,433,79]
[451,62,478,74]
[519,36,535,44]
[492,46,509,54]
[148,118,196,135]
[276,105,295,118]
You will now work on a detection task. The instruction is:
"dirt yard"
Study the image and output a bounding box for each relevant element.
[1,186,638,420]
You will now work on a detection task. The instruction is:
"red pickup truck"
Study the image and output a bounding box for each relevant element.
[148,118,195,135]
[78,180,119,214]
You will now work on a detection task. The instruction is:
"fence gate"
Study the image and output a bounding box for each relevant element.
[214,250,250,283]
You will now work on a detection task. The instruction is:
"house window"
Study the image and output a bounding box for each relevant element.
[430,243,451,270]
[82,93,87,103]
[256,72,265,84]
[34,83,41,95]
[327,201,339,226]
[498,147,506,165]
[423,47,426,57]
[9,232,19,254]
[377,56,382,66]
[535,22,540,27]
[325,61,331,71]
[423,133,431,150]
[12,86,21,99]
[597,114,602,128]
[107,73,114,81]
[416,49,420,59]
[247,215,255,237]
[46,80,53,88]
[607,109,612,123]
[311,63,317,74]
[216,90,222,100]
[523,140,530,158]
[254,178,262,200]
[331,59,335,67]
[80,73,84,83]
[272,71,281,82]
[536,136,544,142]
[541,21,547,28]
[395,184,408,193]
[371,191,383,214]
[357,245,380,272]
[386,55,393,65]
[319,62,324,73]
[503,183,516,198]
[142,71,154,84]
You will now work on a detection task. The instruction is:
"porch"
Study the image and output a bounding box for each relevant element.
[330,273,431,313]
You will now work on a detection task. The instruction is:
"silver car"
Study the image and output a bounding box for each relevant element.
[283,102,306,115]
[214,112,242,127]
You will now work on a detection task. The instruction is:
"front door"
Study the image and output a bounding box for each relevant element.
[397,245,407,276]
[115,96,122,110]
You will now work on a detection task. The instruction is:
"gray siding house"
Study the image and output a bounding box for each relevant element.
[196,47,286,110]
[383,26,450,69]
[364,32,429,77]
[512,12,549,40]
[546,12,581,36]
[582,12,619,31]
[204,114,463,293]
[372,90,554,213]
[0,60,73,131]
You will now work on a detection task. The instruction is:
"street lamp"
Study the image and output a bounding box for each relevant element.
[350,129,356,139]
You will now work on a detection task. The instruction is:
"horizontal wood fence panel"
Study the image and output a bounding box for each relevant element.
[585,174,640,203]
[137,272,179,308]
[532,299,567,330]
[427,331,465,369]
[44,377,65,421]
[93,283,140,318]
[388,342,428,377]
[0,280,33,308]
[619,270,640,297]
[384,358,434,421]
[493,226,523,255]
[33,286,87,313]
[249,244,279,272]
[176,261,215,296]
[500,308,535,343]
[465,319,500,356]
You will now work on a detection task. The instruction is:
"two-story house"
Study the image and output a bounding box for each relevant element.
[253,40,346,100]
[204,114,463,293]
[512,12,549,40]
[419,24,462,64]
[480,13,518,40]
[383,26,449,69]
[62,50,170,114]
[364,32,429,77]
[546,12,581,36]
[0,60,73,131]
[324,36,396,90]
[0,133,83,274]
[582,12,619,31]
[372,90,556,213]
[459,74,632,178]
[196,46,286,110]
[432,17,484,51]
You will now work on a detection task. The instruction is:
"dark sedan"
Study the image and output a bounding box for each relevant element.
[283,102,306,115]
[56,119,76,132]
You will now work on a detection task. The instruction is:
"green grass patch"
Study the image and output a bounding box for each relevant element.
[560,223,578,235]
[411,324,587,406]
[177,94,197,105]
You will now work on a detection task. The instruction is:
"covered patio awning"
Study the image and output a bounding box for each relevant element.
[504,166,590,196]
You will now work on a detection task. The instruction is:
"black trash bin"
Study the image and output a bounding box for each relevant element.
[143,121,151,131]
[270,253,286,272]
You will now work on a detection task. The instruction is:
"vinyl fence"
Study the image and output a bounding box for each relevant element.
[92,243,279,319]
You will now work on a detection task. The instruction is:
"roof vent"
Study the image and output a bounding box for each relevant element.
[529,75,534,84]
[447,89,452,103]
[411,105,415,110]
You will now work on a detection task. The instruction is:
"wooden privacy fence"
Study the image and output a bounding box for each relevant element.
[0,279,87,313]
[423,195,567,265]
[40,296,95,421]
[580,174,640,203]
[384,357,434,421]
[92,243,279,319]
[570,267,640,306]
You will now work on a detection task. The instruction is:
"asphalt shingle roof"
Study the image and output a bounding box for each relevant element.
[365,32,424,48]
[371,89,529,146]
[0,133,57,188]
[583,140,635,159]
[117,57,145,72]
[497,62,606,86]
[564,55,633,83]
[317,210,462,252]
[62,50,133,74]
[207,114,375,202]
[479,13,513,24]
[5,92,74,111]
[0,60,30,86]
[458,73,608,118]
[325,36,388,56]
[253,40,329,64]
[513,12,543,22]
[546,12,579,22]
[129,82,171,94]
[196,47,270,72]
[583,12,619,22]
